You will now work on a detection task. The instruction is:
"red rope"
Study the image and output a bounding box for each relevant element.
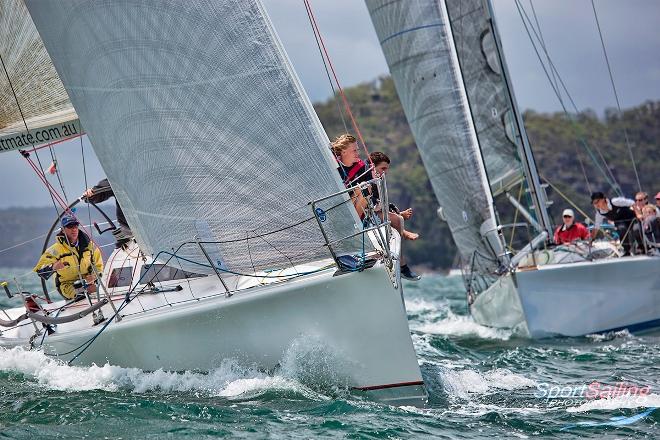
[21,152,97,246]
[303,0,373,167]
[29,133,85,153]
[28,132,85,153]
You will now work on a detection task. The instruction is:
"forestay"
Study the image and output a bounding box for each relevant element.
[0,0,80,153]
[444,0,524,195]
[366,0,500,271]
[25,0,363,275]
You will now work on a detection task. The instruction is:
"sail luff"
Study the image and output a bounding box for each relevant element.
[25,0,364,275]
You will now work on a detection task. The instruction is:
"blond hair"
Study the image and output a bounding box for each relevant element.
[642,204,656,216]
[331,134,357,157]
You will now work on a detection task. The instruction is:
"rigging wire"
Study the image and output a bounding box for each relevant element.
[529,0,588,198]
[303,0,348,135]
[513,0,623,196]
[80,135,94,243]
[0,51,61,216]
[590,0,641,192]
[46,144,68,203]
[528,0,561,105]
[302,0,373,166]
[540,174,593,223]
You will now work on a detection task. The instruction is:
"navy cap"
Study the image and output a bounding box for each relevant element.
[590,191,606,201]
[61,213,79,228]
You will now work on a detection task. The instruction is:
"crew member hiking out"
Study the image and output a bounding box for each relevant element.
[331,134,373,218]
[34,213,103,300]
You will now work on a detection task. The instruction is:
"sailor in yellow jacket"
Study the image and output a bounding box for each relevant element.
[33,213,103,299]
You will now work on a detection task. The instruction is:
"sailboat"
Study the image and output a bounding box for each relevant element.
[366,0,660,337]
[0,0,427,404]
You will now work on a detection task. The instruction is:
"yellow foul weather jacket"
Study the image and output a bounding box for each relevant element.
[33,231,103,299]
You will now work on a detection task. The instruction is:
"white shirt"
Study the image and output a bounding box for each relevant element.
[593,197,634,230]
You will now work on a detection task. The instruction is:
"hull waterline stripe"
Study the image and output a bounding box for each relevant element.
[352,380,425,391]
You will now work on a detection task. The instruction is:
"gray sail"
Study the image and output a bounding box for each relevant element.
[444,0,524,194]
[366,0,500,269]
[25,0,362,275]
[0,0,80,153]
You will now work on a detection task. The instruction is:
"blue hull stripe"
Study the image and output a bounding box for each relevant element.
[597,318,660,334]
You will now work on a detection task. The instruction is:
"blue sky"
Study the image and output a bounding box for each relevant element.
[2,0,659,208]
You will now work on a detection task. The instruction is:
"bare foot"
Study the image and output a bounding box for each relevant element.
[403,230,419,240]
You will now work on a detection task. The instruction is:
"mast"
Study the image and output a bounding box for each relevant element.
[484,0,552,236]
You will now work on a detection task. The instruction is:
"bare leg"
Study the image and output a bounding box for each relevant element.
[388,212,407,266]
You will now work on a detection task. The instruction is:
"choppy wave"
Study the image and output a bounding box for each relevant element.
[403,297,438,314]
[0,342,337,400]
[414,313,513,340]
[441,368,536,399]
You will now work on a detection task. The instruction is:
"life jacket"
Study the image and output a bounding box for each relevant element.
[33,230,103,299]
[602,199,636,224]
[339,159,367,187]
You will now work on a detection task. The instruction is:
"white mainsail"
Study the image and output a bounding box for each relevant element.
[366,0,504,272]
[25,0,363,275]
[0,0,80,152]
[444,0,524,195]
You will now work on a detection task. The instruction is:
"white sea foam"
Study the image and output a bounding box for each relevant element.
[413,309,513,340]
[566,393,660,412]
[0,346,312,398]
[403,297,438,314]
[441,368,536,399]
[586,329,634,342]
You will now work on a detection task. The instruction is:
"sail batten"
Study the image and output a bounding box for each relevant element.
[0,0,80,151]
[25,0,362,274]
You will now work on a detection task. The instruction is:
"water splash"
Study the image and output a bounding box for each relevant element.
[414,311,513,340]
[0,346,317,399]
[441,368,536,399]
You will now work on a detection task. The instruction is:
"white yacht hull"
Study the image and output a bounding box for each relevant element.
[0,263,426,405]
[471,256,660,338]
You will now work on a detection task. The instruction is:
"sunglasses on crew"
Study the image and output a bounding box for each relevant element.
[563,215,573,218]
[64,223,79,229]
[636,198,647,202]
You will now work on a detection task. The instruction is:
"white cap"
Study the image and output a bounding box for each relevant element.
[562,208,574,217]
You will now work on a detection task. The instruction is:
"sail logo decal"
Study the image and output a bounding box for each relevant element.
[315,207,327,222]
[0,120,82,153]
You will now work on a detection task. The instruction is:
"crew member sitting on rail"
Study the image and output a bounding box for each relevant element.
[369,151,421,281]
[33,213,103,299]
[553,208,589,244]
[331,134,373,218]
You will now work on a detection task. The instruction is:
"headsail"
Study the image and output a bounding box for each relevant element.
[366,0,503,271]
[0,0,80,153]
[25,0,362,275]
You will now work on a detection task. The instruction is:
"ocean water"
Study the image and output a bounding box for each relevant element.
[0,269,657,439]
